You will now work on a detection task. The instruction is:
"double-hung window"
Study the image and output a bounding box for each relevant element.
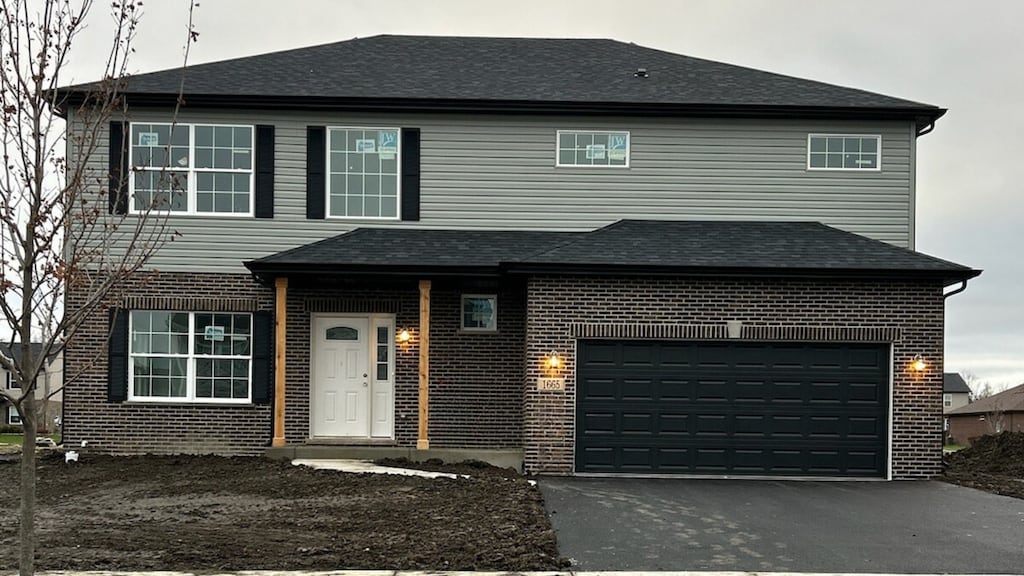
[327,127,400,219]
[129,311,252,403]
[807,134,881,170]
[557,130,630,167]
[130,123,255,215]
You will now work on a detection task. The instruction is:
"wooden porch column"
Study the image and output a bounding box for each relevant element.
[417,279,431,450]
[272,276,288,448]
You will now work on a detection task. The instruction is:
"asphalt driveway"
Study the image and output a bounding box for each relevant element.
[540,477,1024,573]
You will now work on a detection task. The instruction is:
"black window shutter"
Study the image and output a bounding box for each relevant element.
[108,122,129,215]
[251,311,274,404]
[306,126,326,219]
[400,127,421,221]
[107,308,129,402]
[254,124,275,218]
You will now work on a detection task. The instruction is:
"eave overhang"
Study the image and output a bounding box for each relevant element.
[56,91,946,130]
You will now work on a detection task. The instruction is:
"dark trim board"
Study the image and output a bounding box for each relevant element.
[574,340,891,478]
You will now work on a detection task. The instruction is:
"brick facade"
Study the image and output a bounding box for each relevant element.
[949,412,1023,445]
[522,276,947,479]
[283,276,524,448]
[64,272,525,454]
[66,271,949,478]
[64,272,275,455]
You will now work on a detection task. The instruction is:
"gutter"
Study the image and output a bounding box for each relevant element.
[943,279,971,300]
[56,91,947,127]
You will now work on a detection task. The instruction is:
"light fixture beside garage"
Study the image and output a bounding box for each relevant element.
[546,351,562,370]
[911,354,928,372]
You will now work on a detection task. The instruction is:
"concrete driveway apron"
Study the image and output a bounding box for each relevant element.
[539,477,1024,572]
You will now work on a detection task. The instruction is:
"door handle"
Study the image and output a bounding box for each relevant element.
[363,382,368,387]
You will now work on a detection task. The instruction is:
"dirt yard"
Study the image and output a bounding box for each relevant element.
[0,454,566,571]
[942,431,1024,499]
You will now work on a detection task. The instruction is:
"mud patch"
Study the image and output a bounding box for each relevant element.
[942,431,1024,499]
[0,454,566,571]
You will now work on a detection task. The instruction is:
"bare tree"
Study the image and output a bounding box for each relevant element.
[0,1,195,574]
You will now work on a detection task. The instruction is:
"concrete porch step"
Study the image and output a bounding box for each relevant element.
[265,444,523,470]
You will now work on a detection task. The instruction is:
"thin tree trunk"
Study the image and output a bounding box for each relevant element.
[19,395,37,576]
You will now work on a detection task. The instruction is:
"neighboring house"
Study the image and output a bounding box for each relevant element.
[0,343,63,432]
[56,35,979,479]
[947,384,1024,445]
[943,372,972,414]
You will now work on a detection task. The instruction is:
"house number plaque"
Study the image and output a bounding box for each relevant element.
[537,377,565,392]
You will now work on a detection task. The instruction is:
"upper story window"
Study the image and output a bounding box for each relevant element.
[129,311,252,403]
[130,123,254,215]
[807,134,881,171]
[557,130,630,167]
[327,127,400,219]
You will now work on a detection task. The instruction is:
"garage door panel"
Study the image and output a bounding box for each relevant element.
[581,412,617,434]
[576,341,889,477]
[580,378,616,400]
[659,379,691,400]
[621,412,653,434]
[658,413,690,434]
[621,343,655,366]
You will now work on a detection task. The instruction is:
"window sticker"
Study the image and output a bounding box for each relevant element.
[378,130,398,159]
[138,132,159,146]
[586,144,607,160]
[608,135,627,161]
[204,325,225,342]
[355,138,376,153]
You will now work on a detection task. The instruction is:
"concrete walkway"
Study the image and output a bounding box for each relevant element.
[291,458,467,479]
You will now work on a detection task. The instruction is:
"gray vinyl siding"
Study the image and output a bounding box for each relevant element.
[72,108,915,273]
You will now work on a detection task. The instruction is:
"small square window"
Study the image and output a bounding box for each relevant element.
[556,130,629,167]
[461,295,497,332]
[807,134,881,171]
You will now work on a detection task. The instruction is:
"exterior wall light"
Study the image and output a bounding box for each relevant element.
[912,354,927,372]
[546,352,562,370]
[397,329,412,343]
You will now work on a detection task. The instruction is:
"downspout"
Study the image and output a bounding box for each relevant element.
[943,280,969,300]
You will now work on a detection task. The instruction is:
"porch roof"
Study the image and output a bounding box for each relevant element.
[243,220,980,284]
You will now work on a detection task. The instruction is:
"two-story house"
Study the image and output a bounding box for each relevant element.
[1,344,63,432]
[58,35,978,479]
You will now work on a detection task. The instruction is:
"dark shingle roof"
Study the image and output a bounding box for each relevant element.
[0,343,57,366]
[948,384,1024,415]
[944,372,973,394]
[245,220,979,283]
[517,220,975,274]
[247,228,575,271]
[60,35,942,122]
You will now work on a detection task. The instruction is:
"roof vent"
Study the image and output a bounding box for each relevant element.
[634,68,649,78]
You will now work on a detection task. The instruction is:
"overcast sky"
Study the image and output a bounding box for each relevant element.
[63,0,1024,391]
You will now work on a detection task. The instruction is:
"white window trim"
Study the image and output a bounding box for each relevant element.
[555,129,631,168]
[806,133,882,172]
[128,311,253,404]
[943,393,952,407]
[325,126,402,221]
[128,123,256,217]
[460,294,498,332]
[7,409,21,426]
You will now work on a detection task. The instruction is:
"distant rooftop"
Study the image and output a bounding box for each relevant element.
[944,372,972,394]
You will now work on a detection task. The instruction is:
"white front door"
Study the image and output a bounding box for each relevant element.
[311,315,394,438]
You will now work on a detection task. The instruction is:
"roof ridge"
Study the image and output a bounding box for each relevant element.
[514,220,627,261]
